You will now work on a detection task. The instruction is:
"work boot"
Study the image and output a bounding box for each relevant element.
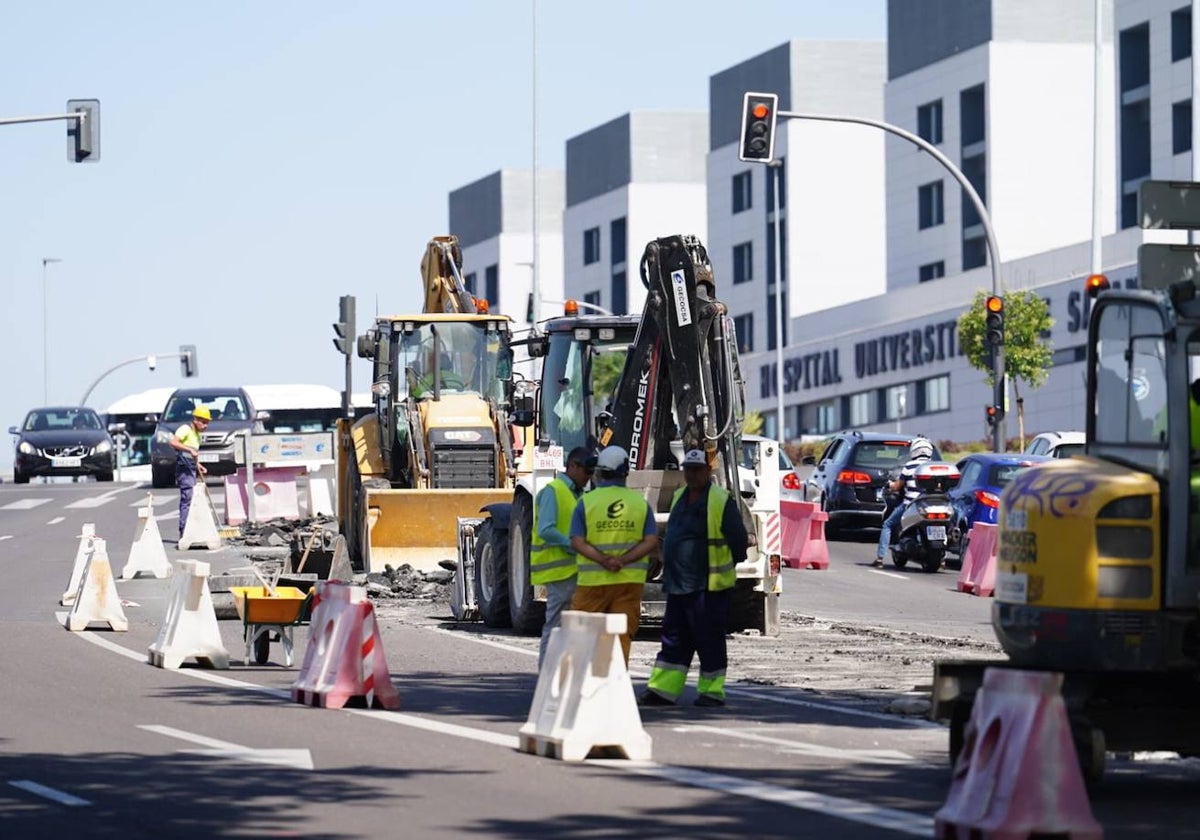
[639,690,674,707]
[694,694,725,707]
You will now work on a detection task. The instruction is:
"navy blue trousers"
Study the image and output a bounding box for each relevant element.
[656,589,731,676]
[176,465,196,538]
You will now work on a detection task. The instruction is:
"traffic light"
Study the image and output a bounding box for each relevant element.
[986,404,1005,427]
[66,99,100,163]
[985,295,1004,346]
[179,345,197,378]
[333,294,356,355]
[739,92,778,163]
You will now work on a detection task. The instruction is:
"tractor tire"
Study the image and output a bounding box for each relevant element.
[507,492,545,635]
[474,519,512,628]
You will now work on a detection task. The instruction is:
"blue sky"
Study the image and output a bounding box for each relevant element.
[0,1,884,470]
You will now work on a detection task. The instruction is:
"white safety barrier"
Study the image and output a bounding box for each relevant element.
[305,472,336,518]
[64,538,128,632]
[121,494,173,580]
[61,523,97,606]
[148,559,230,670]
[178,481,223,551]
[518,611,652,762]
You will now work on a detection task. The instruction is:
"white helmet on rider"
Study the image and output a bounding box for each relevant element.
[908,437,934,461]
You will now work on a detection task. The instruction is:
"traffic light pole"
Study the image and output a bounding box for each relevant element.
[78,352,186,406]
[776,109,1006,451]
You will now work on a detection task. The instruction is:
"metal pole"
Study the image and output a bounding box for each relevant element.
[1092,0,1105,271]
[245,433,257,525]
[79,353,180,406]
[770,161,785,441]
[778,110,1005,450]
[530,0,540,327]
[42,257,61,403]
[0,112,83,127]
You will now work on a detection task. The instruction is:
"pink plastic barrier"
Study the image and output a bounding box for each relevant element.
[781,500,829,570]
[956,522,999,597]
[935,668,1102,840]
[223,466,304,525]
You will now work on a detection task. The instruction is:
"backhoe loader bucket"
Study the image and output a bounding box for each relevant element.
[362,487,512,573]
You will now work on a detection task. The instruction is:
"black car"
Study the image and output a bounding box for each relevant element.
[802,431,940,536]
[9,406,116,483]
[150,387,263,488]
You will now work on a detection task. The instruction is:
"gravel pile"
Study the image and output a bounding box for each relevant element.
[365,563,455,603]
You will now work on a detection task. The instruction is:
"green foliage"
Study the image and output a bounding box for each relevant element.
[590,351,626,403]
[957,289,1054,390]
[742,410,764,436]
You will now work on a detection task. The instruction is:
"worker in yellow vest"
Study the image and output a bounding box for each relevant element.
[569,445,658,664]
[533,446,594,668]
[641,449,748,707]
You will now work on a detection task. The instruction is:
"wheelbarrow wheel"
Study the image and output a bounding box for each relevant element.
[254,630,271,665]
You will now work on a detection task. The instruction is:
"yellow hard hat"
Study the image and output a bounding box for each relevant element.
[193,407,212,421]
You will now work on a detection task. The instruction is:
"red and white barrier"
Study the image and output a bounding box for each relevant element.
[224,466,304,525]
[290,582,400,710]
[935,668,1102,840]
[956,522,999,596]
[781,501,829,570]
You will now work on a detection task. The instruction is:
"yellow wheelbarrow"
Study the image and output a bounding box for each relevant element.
[229,586,312,666]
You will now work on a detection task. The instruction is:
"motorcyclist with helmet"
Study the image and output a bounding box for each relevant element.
[874,437,934,568]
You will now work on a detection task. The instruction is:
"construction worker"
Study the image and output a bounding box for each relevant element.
[533,446,594,669]
[569,445,658,664]
[168,406,210,544]
[641,449,748,708]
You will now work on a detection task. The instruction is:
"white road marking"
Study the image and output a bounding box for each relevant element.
[131,495,173,507]
[0,498,51,510]
[65,496,116,510]
[673,725,915,764]
[0,535,12,542]
[869,569,909,580]
[47,516,65,525]
[596,761,934,837]
[138,725,314,770]
[73,631,936,835]
[155,513,176,522]
[8,780,91,807]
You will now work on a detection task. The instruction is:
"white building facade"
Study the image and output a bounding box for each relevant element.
[448,168,565,335]
[562,112,708,316]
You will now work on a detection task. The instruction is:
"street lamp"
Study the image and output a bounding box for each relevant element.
[42,257,62,404]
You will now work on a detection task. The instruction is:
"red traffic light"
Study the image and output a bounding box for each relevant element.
[752,103,769,119]
[985,295,1003,314]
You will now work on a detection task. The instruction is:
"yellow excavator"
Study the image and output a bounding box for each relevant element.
[932,181,1200,782]
[337,236,518,572]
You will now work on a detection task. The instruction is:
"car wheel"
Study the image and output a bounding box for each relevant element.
[97,471,114,483]
[13,470,29,485]
[819,496,840,540]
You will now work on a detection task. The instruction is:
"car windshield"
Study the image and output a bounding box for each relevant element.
[24,408,102,432]
[1055,443,1084,458]
[851,442,910,468]
[163,395,248,423]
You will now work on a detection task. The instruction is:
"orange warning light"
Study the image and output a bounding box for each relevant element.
[564,299,579,316]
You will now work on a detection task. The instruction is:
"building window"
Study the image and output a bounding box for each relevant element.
[1121,191,1139,230]
[918,181,944,229]
[583,290,601,308]
[1174,100,1192,155]
[766,293,788,350]
[765,157,786,209]
[963,236,987,271]
[815,400,839,435]
[484,265,499,308]
[922,375,950,414]
[848,391,873,427]
[732,171,752,213]
[610,217,626,266]
[611,270,627,316]
[1121,97,1151,228]
[583,227,601,265]
[960,84,986,147]
[1173,7,1192,62]
[733,241,753,284]
[884,384,910,421]
[961,153,986,230]
[917,99,943,145]
[919,261,945,283]
[1119,23,1150,92]
[733,313,754,353]
[463,272,477,295]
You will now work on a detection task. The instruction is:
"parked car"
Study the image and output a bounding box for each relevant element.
[9,406,116,483]
[150,387,264,488]
[947,452,1053,557]
[1024,430,1084,459]
[802,431,941,537]
[739,434,804,504]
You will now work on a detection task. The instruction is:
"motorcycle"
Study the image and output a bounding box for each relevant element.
[889,461,961,573]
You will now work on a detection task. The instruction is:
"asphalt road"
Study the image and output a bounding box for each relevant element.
[1,478,1197,839]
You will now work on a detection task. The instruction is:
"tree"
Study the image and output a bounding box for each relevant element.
[743,410,764,436]
[957,289,1053,448]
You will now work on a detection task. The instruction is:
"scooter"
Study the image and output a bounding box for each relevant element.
[889,461,961,573]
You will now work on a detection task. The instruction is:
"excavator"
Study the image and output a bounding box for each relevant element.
[451,234,783,636]
[932,182,1200,782]
[337,236,519,572]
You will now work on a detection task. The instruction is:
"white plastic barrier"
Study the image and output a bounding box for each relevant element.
[64,538,128,632]
[148,559,229,670]
[178,481,223,551]
[518,610,652,762]
[121,495,173,580]
[61,523,97,606]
